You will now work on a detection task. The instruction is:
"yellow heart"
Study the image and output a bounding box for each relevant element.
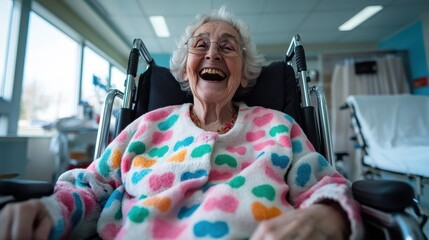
[251,201,281,221]
[167,149,187,163]
[142,196,172,213]
[132,156,156,168]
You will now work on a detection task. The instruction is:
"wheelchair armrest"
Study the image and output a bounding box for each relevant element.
[352,180,414,212]
[0,179,54,201]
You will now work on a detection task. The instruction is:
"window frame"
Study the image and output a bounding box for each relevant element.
[0,0,126,136]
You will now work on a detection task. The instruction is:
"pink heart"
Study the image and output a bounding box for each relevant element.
[153,219,186,238]
[116,130,129,142]
[134,124,148,138]
[145,109,171,122]
[226,146,247,155]
[149,173,175,191]
[279,136,291,148]
[209,170,232,181]
[253,113,274,127]
[291,124,302,138]
[265,165,284,184]
[241,161,251,170]
[305,140,315,151]
[253,140,275,151]
[152,130,173,145]
[246,130,265,142]
[204,195,238,213]
[100,223,121,239]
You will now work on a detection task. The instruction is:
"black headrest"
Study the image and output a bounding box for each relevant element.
[135,61,302,125]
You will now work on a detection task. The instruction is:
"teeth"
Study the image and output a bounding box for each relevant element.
[200,68,226,78]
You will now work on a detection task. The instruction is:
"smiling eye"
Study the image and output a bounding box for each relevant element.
[193,38,209,50]
[219,40,238,53]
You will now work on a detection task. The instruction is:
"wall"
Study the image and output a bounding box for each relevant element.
[153,53,172,68]
[379,20,429,95]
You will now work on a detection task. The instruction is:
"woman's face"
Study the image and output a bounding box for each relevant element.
[185,21,246,105]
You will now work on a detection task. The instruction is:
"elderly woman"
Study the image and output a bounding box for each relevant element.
[0,7,363,240]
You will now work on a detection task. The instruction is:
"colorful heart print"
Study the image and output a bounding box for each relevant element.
[251,201,281,221]
[253,113,274,127]
[149,172,175,191]
[193,220,229,238]
[252,184,276,201]
[158,114,178,131]
[204,195,238,213]
[214,154,237,168]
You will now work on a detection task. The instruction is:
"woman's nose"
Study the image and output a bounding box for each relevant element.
[205,42,221,60]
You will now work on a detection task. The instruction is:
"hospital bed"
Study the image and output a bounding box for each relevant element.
[345,94,429,198]
[1,35,427,239]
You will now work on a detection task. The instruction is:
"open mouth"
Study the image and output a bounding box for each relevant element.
[199,68,227,81]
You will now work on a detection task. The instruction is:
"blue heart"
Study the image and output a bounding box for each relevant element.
[193,220,229,238]
[177,204,200,219]
[284,114,294,123]
[131,169,151,184]
[180,169,207,181]
[317,155,328,171]
[104,188,124,209]
[271,153,290,169]
[174,136,194,151]
[295,163,312,187]
[292,141,302,153]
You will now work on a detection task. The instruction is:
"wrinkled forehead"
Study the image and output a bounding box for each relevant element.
[193,21,241,41]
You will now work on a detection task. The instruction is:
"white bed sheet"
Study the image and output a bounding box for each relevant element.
[347,94,429,178]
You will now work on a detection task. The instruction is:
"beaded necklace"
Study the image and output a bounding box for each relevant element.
[190,108,238,134]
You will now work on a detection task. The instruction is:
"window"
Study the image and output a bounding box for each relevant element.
[110,66,126,93]
[81,46,110,116]
[19,12,80,135]
[0,0,13,97]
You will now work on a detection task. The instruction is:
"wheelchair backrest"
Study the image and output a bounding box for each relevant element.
[133,61,303,127]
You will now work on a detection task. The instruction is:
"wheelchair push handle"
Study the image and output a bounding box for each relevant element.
[285,34,307,72]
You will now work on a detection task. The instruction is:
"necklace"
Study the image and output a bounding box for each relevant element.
[190,108,238,134]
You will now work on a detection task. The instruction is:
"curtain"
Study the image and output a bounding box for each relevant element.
[330,55,410,180]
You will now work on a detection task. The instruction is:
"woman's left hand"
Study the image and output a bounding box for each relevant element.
[250,202,350,240]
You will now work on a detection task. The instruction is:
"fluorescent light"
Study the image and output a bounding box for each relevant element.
[339,5,383,31]
[149,16,170,37]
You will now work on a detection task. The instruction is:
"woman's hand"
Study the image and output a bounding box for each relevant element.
[0,199,53,240]
[251,202,350,240]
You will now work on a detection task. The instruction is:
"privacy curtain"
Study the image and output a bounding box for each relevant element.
[330,55,410,180]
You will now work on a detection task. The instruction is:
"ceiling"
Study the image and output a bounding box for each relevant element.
[63,0,429,60]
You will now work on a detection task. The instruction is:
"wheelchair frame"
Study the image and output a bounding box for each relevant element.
[1,35,424,239]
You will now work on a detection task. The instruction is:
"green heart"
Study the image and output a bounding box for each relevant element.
[269,125,289,137]
[148,146,169,157]
[215,154,237,168]
[128,206,149,223]
[252,184,276,201]
[128,141,146,155]
[114,208,122,220]
[227,176,245,188]
[158,114,179,131]
[191,144,212,158]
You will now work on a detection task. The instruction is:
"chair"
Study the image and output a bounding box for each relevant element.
[1,36,427,239]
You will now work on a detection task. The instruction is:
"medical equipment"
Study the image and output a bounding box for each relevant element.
[346,94,429,198]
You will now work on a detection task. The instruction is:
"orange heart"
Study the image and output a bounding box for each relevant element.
[111,149,122,169]
[251,201,281,221]
[167,149,187,163]
[142,196,172,213]
[132,156,156,168]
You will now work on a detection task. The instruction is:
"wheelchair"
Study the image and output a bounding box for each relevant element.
[1,35,427,240]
